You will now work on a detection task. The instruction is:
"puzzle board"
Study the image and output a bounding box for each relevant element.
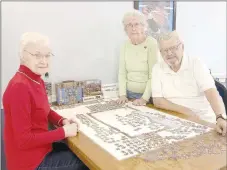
[53,100,212,160]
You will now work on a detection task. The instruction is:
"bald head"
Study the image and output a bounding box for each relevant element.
[157,31,184,71]
[19,32,52,75]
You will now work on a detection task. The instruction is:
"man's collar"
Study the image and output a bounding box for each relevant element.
[162,53,189,74]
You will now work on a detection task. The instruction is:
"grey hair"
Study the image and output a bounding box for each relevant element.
[122,9,148,31]
[19,32,50,63]
[157,30,182,48]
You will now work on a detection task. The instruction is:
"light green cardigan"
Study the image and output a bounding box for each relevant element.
[118,36,159,101]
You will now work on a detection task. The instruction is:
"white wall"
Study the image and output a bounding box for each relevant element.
[176,2,226,77]
[1,1,133,96]
[1,2,226,100]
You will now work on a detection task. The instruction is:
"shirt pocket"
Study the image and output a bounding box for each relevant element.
[180,72,199,95]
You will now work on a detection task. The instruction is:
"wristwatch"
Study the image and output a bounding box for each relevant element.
[216,113,227,121]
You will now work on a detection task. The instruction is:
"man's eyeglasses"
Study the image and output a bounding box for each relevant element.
[160,43,182,54]
[24,50,54,60]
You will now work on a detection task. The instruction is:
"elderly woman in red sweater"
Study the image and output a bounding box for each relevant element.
[2,32,89,170]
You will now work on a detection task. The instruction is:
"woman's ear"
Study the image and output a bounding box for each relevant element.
[20,54,27,64]
[20,55,24,63]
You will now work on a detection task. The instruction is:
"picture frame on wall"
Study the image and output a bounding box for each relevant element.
[134,1,177,39]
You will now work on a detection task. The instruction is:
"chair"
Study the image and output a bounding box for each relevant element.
[215,79,227,114]
[1,109,7,170]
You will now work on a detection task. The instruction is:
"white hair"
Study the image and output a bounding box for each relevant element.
[157,30,183,48]
[19,32,50,62]
[122,9,147,29]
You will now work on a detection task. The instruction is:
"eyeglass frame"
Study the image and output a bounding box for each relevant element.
[24,50,54,60]
[126,22,144,29]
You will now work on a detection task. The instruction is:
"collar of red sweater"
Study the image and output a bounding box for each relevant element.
[18,65,42,82]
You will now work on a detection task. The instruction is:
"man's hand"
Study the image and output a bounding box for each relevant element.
[216,118,227,136]
[132,98,147,106]
[183,108,200,118]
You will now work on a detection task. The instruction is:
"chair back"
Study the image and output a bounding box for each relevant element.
[215,80,227,114]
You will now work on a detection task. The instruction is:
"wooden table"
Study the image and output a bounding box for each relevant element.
[65,104,227,170]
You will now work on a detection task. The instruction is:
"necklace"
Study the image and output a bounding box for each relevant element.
[17,70,41,85]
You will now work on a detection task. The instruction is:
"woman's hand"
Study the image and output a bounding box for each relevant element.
[62,118,80,129]
[132,98,147,106]
[116,95,128,104]
[63,123,78,138]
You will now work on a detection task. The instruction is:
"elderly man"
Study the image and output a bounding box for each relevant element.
[152,31,226,136]
[2,32,89,170]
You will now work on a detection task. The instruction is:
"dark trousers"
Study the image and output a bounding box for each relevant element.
[36,142,89,170]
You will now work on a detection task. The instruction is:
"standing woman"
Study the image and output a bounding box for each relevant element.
[2,32,89,170]
[117,10,159,106]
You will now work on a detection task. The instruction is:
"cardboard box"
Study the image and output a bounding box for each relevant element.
[55,80,83,105]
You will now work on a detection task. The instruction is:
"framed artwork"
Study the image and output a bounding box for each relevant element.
[134,1,177,39]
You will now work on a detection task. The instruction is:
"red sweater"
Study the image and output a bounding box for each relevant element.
[2,65,65,170]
